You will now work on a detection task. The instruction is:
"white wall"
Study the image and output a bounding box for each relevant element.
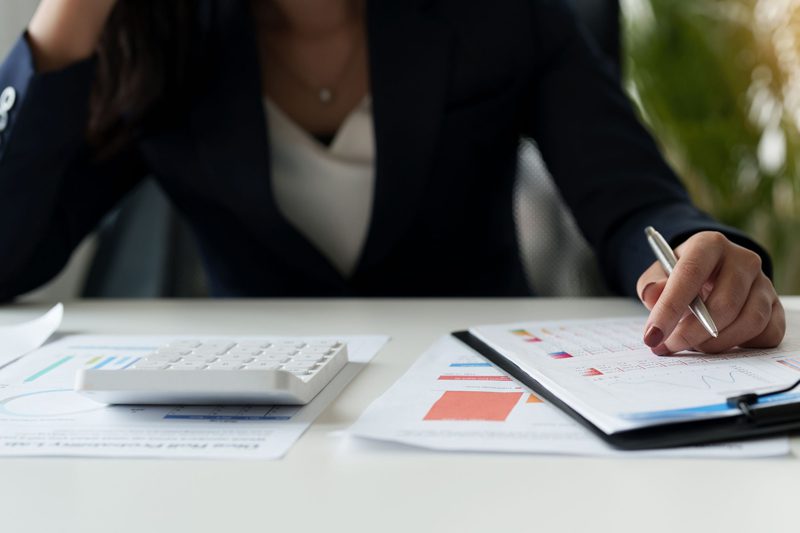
[1,0,97,302]
[0,1,37,56]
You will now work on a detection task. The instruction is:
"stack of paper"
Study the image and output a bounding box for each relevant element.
[348,335,789,457]
[0,324,387,459]
[470,318,800,433]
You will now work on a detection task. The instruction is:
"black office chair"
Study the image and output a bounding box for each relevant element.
[514,0,619,296]
[82,0,621,298]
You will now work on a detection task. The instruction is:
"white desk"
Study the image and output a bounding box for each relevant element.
[1,298,798,533]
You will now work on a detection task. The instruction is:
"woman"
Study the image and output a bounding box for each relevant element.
[0,0,785,355]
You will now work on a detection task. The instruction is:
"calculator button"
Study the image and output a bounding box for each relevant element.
[224,355,255,363]
[143,355,183,363]
[236,341,271,349]
[165,340,202,348]
[228,348,263,356]
[256,355,290,363]
[243,362,281,371]
[283,362,317,371]
[168,361,208,371]
[263,347,298,355]
[194,346,233,356]
[181,355,219,363]
[298,348,333,356]
[273,340,306,349]
[292,354,326,363]
[131,361,169,370]
[156,347,193,356]
[199,341,235,348]
[205,361,243,370]
[307,340,341,348]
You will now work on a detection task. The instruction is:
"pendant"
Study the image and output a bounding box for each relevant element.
[319,88,333,104]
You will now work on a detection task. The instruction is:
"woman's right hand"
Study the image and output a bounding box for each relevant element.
[27,0,117,72]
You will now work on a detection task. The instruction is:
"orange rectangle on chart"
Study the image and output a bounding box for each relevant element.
[424,391,523,422]
[526,394,543,403]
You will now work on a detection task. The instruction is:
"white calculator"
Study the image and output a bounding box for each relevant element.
[75,338,348,405]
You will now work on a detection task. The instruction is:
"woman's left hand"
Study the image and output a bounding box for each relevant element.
[636,231,785,355]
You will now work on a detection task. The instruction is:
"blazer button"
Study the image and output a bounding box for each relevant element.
[0,87,16,113]
[0,111,7,133]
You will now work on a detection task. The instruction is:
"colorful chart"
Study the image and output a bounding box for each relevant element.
[22,354,139,383]
[510,329,542,343]
[777,358,800,372]
[548,351,573,360]
[423,391,523,421]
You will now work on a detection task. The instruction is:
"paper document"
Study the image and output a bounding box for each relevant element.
[0,334,388,459]
[471,318,800,434]
[0,304,62,369]
[348,336,789,457]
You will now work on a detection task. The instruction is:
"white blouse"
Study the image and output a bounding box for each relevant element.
[264,97,375,277]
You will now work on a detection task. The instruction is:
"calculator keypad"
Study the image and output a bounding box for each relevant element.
[127,339,344,378]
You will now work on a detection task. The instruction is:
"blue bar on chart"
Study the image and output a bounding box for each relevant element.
[24,356,74,383]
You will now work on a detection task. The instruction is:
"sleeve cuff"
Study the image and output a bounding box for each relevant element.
[0,32,96,163]
[605,203,773,296]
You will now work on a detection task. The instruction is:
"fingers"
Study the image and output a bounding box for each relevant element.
[654,249,760,354]
[661,274,775,354]
[643,232,727,350]
[739,298,786,349]
[636,261,667,310]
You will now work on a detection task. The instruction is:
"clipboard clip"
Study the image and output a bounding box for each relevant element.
[726,377,800,420]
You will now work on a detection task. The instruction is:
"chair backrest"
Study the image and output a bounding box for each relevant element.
[83,179,208,297]
[513,0,619,296]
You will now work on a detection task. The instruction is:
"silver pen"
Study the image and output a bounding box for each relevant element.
[644,226,719,338]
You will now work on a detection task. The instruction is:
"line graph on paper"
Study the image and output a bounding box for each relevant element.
[593,365,773,395]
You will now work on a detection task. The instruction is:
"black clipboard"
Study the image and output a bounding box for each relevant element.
[452,330,800,450]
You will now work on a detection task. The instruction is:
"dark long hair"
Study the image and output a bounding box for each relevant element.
[89,1,196,157]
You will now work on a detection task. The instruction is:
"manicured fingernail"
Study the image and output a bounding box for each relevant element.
[640,282,656,302]
[652,343,671,356]
[644,325,664,347]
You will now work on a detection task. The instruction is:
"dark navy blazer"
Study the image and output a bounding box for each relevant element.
[0,0,768,299]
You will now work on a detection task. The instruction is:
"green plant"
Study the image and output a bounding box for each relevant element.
[623,0,800,292]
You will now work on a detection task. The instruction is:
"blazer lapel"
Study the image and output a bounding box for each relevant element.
[356,0,453,273]
[189,0,345,287]
[189,0,453,286]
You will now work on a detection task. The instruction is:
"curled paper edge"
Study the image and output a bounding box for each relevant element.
[0,303,63,369]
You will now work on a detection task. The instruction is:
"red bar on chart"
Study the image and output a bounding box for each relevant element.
[424,391,523,422]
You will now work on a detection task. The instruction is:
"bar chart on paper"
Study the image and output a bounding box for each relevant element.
[348,335,790,457]
[424,391,524,421]
[0,337,307,423]
[0,333,389,459]
[470,318,800,432]
[0,335,311,455]
[0,348,154,417]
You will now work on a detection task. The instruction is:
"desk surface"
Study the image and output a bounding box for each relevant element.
[1,298,798,533]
